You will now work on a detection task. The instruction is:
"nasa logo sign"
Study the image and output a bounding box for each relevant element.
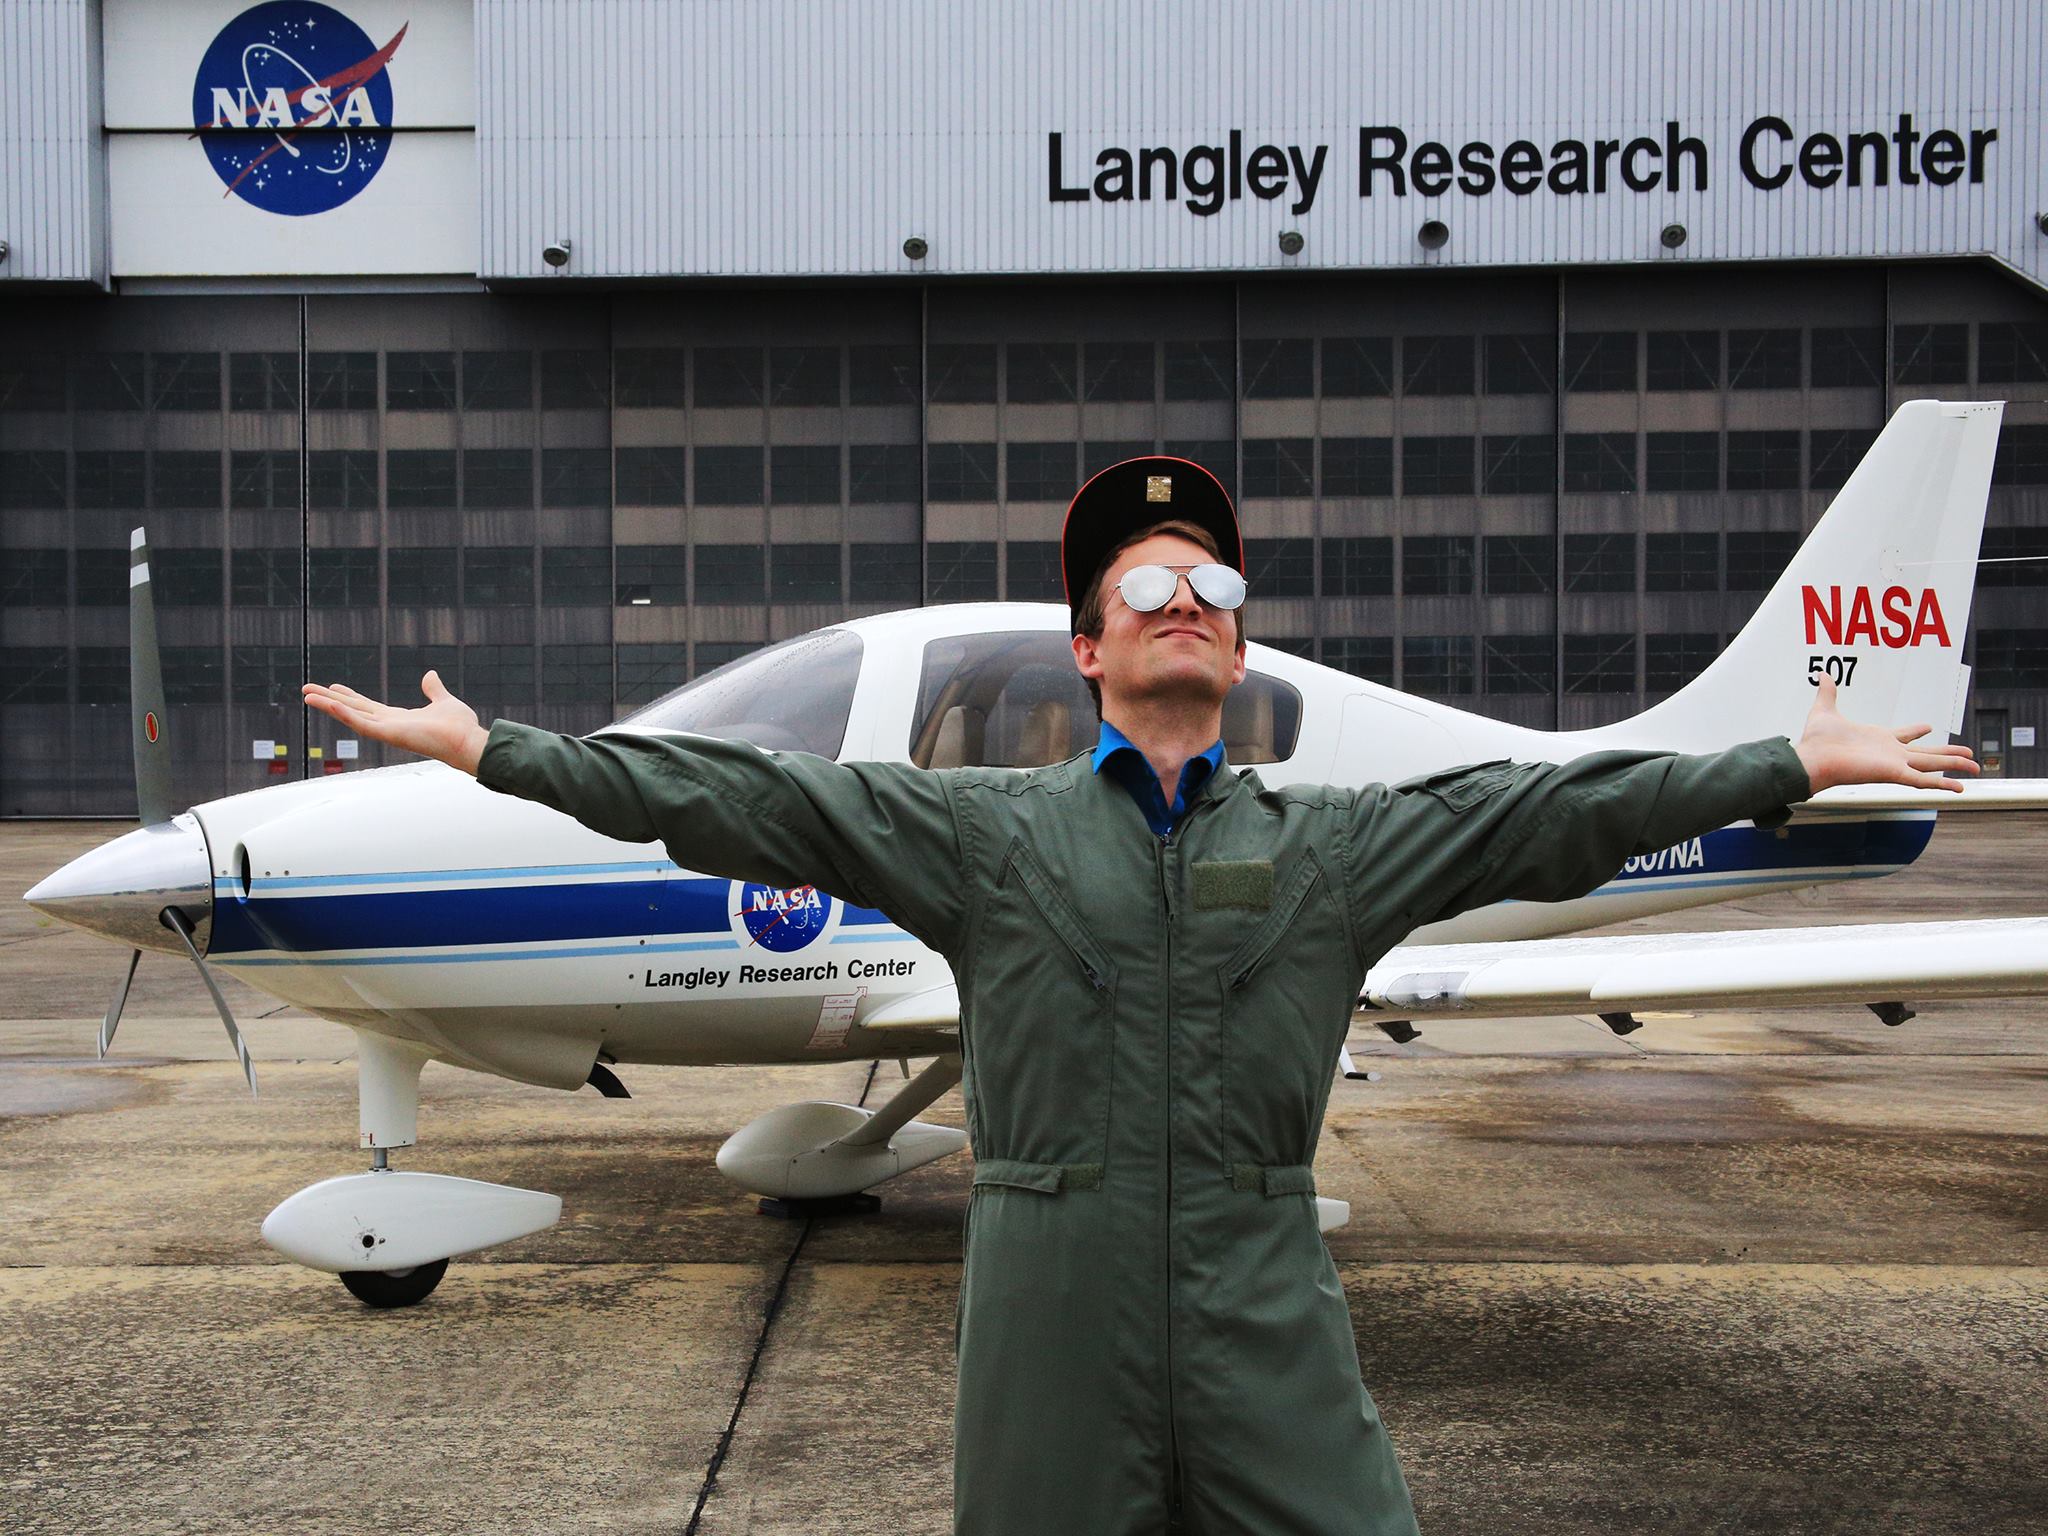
[732,882,836,953]
[190,3,407,216]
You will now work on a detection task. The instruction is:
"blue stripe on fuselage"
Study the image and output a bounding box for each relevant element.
[1608,817,1931,880]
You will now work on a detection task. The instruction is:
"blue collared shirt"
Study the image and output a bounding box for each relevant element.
[1092,720,1226,841]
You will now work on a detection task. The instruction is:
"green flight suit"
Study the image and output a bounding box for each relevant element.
[477,721,1811,1535]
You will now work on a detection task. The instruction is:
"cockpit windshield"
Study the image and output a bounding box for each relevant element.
[607,630,863,757]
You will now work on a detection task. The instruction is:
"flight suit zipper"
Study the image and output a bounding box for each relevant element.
[1157,825,1180,1517]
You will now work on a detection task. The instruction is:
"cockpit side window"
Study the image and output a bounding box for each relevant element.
[609,630,863,758]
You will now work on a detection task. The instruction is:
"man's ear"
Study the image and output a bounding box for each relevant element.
[1072,630,1106,681]
[1230,639,1248,687]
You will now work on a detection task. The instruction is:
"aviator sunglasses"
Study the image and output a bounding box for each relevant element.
[1115,562,1249,614]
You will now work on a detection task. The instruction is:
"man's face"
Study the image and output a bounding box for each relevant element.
[1072,532,1248,713]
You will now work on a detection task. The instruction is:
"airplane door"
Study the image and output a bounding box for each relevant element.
[1976,707,2008,778]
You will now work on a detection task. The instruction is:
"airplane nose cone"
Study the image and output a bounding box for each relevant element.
[23,814,214,956]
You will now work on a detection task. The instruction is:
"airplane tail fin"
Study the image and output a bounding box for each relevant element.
[1624,399,2002,754]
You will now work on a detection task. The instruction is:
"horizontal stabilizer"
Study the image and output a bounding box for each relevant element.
[1799,781,2048,814]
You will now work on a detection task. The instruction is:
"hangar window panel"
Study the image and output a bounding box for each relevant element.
[1644,432,1718,493]
[1,647,68,702]
[615,348,688,407]
[1006,541,1063,600]
[309,548,378,609]
[1564,633,1636,694]
[229,451,298,512]
[1992,425,2048,486]
[1,451,67,509]
[231,548,302,607]
[928,344,998,403]
[1725,531,1799,592]
[769,346,841,407]
[73,353,145,411]
[390,645,460,695]
[1563,433,1636,493]
[309,450,377,511]
[1323,637,1393,683]
[74,451,145,510]
[928,442,998,502]
[1482,434,1553,495]
[1563,533,1636,593]
[1484,634,1553,695]
[1403,635,1475,694]
[386,450,457,509]
[543,644,613,705]
[462,644,536,708]
[1977,323,2048,385]
[1563,332,1637,393]
[1977,629,2048,688]
[157,548,224,607]
[1322,337,1394,398]
[230,352,298,411]
[1006,441,1076,504]
[462,351,532,410]
[307,352,376,411]
[1,549,66,607]
[1008,343,1079,404]
[1244,537,1314,597]
[149,353,220,412]
[928,541,999,601]
[1893,324,1968,385]
[388,547,458,607]
[696,347,766,408]
[1163,340,1234,401]
[1650,518,1735,603]
[616,447,688,506]
[386,352,456,410]
[308,646,377,692]
[1484,536,1555,595]
[76,646,128,705]
[0,351,65,411]
[1321,536,1393,596]
[463,546,534,606]
[1809,327,1883,387]
[1726,431,1802,492]
[696,544,766,604]
[1401,435,1475,496]
[620,631,858,755]
[543,448,610,509]
[850,543,920,603]
[1810,429,1879,490]
[618,644,688,708]
[849,443,920,503]
[1323,437,1393,497]
[541,349,609,409]
[1646,331,1720,391]
[772,445,842,505]
[164,645,224,703]
[1402,535,1474,595]
[1402,335,1476,397]
[1086,439,1153,478]
[1980,526,2048,587]
[1728,329,1802,390]
[230,645,300,706]
[1082,342,1155,402]
[461,449,533,509]
[1263,637,1314,659]
[772,544,844,603]
[694,641,762,676]
[1482,335,1556,396]
[75,549,127,606]
[694,446,764,506]
[1243,438,1313,497]
[848,345,920,405]
[1165,440,1235,484]
[1646,633,1720,693]
[152,451,221,510]
[615,544,687,606]
[1241,339,1313,400]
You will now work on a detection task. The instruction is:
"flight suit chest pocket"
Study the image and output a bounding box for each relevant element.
[966,839,1119,1167]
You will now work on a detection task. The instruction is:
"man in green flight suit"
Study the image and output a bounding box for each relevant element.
[305,454,1974,1534]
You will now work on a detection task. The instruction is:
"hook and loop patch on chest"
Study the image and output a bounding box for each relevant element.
[1190,859,1275,911]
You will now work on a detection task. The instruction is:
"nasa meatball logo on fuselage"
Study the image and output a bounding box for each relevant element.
[191,2,407,216]
[732,882,837,954]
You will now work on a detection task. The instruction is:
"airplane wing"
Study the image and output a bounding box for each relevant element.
[1798,782,2048,813]
[862,982,961,1032]
[1362,918,2048,1019]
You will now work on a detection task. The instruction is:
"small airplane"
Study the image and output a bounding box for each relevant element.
[23,399,2048,1309]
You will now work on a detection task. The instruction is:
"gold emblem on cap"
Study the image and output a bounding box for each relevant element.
[1146,475,1172,503]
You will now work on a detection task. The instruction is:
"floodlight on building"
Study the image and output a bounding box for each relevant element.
[541,240,571,268]
[2036,212,2048,238]
[1417,221,1449,252]
[1661,223,1688,250]
[1277,230,1305,256]
[902,236,929,260]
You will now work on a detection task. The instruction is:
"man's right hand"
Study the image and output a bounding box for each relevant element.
[302,671,491,776]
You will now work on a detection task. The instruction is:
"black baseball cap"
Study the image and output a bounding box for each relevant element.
[1059,455,1244,617]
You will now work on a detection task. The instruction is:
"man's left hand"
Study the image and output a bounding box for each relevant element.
[1793,676,1979,794]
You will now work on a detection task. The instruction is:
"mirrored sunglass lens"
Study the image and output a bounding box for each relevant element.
[1188,564,1247,609]
[1119,565,1178,611]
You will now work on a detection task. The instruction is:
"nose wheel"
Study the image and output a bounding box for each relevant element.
[339,1258,450,1309]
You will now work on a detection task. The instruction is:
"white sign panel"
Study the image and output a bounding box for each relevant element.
[2014,727,2037,748]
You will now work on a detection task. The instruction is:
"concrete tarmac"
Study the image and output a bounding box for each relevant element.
[4,816,2046,1534]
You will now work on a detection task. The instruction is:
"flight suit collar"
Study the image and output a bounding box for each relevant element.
[1091,720,1229,840]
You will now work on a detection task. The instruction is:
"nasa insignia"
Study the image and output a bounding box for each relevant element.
[731,881,837,953]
